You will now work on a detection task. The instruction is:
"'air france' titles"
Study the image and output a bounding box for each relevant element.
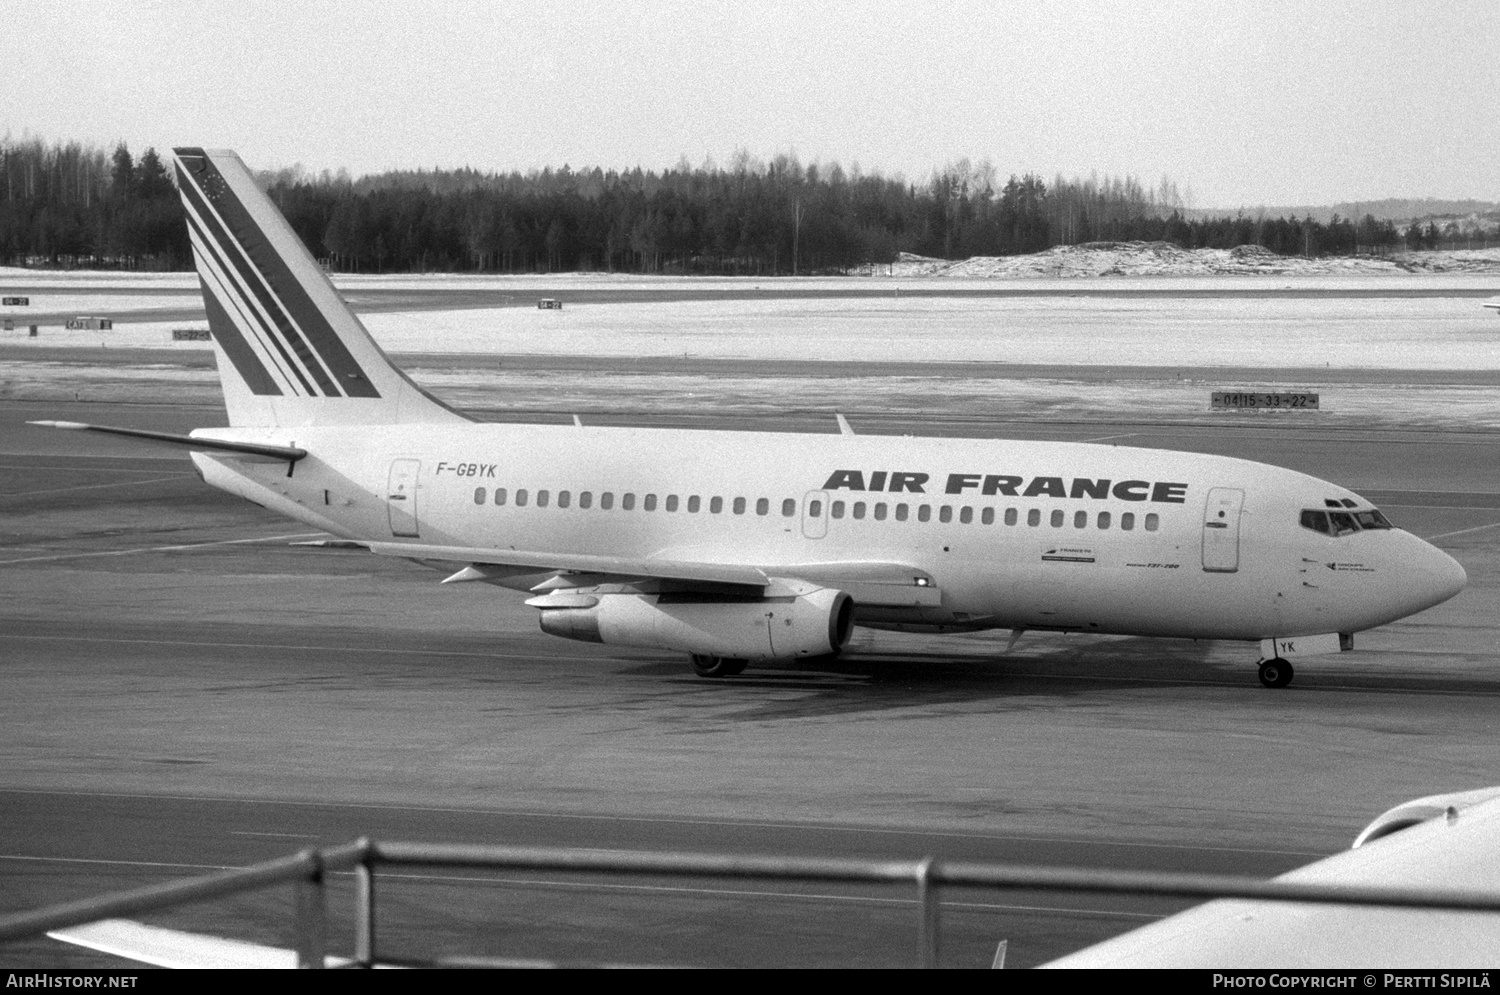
[821,470,1189,503]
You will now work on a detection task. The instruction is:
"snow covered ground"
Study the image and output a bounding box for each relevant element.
[874,243,1500,279]
[6,285,1499,370]
[4,244,1500,428]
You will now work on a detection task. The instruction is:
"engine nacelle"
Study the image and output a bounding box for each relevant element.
[538,588,854,660]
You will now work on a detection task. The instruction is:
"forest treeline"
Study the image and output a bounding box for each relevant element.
[3,137,1497,272]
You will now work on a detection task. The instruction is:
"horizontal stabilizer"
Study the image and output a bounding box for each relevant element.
[28,421,307,461]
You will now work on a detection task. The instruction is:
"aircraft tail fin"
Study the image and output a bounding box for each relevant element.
[171,147,467,428]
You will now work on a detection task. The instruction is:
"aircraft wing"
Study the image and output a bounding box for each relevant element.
[364,542,940,606]
[48,918,355,969]
[1044,787,1500,968]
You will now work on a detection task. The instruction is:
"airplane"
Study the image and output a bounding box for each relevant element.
[1045,784,1500,967]
[30,147,1467,687]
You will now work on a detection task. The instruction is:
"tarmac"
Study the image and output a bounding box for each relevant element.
[3,397,1500,967]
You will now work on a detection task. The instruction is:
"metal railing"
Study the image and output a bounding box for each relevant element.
[6,839,1500,968]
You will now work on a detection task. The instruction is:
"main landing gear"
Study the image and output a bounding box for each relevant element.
[1257,657,1294,689]
[691,654,749,678]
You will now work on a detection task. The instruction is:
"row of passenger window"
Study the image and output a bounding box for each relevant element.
[472,487,1159,531]
[477,487,795,515]
[824,499,1158,531]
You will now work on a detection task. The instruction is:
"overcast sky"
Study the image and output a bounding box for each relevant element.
[6,0,1498,208]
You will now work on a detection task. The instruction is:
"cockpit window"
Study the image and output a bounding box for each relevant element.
[1328,512,1358,535]
[1300,510,1331,534]
[1300,507,1394,536]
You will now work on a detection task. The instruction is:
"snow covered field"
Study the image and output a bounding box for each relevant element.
[5,279,1500,370]
[3,253,1500,429]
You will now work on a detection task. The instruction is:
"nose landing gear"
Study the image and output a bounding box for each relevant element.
[1258,657,1294,689]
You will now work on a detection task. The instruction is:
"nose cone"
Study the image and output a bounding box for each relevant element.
[1408,540,1467,613]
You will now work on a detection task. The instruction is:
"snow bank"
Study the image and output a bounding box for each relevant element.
[874,243,1500,278]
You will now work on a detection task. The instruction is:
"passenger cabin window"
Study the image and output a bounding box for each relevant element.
[537,490,550,508]
[1074,510,1087,528]
[960,507,973,524]
[781,498,795,517]
[600,492,614,510]
[559,490,571,508]
[710,497,724,514]
[1050,509,1064,527]
[1027,509,1040,527]
[580,491,592,509]
[981,508,994,525]
[1144,513,1159,532]
[688,496,701,513]
[494,488,507,506]
[938,506,952,523]
[473,487,486,505]
[516,489,528,507]
[831,500,846,519]
[1121,512,1135,530]
[874,503,888,521]
[622,493,635,510]
[733,497,745,514]
[809,499,822,517]
[853,502,866,520]
[896,504,909,522]
[1005,508,1018,526]
[918,505,931,522]
[667,495,679,512]
[1098,511,1111,529]
[644,494,656,511]
[756,498,769,516]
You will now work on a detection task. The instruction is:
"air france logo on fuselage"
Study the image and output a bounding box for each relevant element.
[821,470,1189,503]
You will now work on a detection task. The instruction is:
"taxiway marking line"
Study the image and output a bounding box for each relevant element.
[1076,433,1140,443]
[370,869,1163,920]
[0,854,1158,921]
[3,475,193,499]
[0,463,191,474]
[1425,520,1500,541]
[0,533,324,566]
[0,632,612,664]
[227,831,319,840]
[0,789,1328,859]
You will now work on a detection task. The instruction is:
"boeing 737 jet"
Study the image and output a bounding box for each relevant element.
[33,148,1468,686]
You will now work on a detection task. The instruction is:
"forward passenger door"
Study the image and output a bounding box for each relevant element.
[1201,487,1244,572]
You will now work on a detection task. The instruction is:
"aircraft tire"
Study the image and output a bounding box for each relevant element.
[691,654,748,678]
[1258,658,1294,689]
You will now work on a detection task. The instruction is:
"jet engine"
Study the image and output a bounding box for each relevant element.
[536,587,854,661]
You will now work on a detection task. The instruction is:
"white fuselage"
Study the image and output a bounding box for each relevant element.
[191,422,1466,643]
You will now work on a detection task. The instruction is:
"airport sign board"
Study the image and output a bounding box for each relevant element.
[1211,392,1319,410]
[2,297,28,306]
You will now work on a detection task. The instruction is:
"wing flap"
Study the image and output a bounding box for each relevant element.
[365,542,772,588]
[367,544,940,604]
